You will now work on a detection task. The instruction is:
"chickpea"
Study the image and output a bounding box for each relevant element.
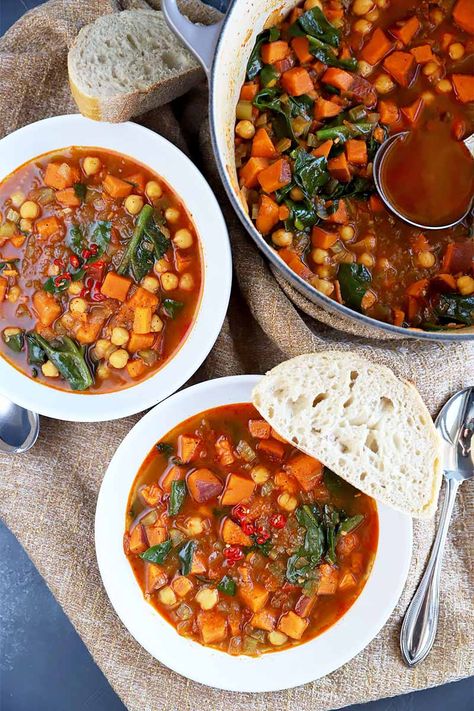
[272,229,293,247]
[235,120,256,140]
[124,194,144,215]
[10,191,25,208]
[366,8,379,22]
[3,327,21,339]
[154,257,170,275]
[96,363,110,380]
[68,280,83,295]
[83,157,101,176]
[111,327,130,346]
[339,225,355,242]
[179,273,195,291]
[353,0,374,16]
[457,275,474,296]
[173,228,193,249]
[141,275,160,293]
[358,252,375,268]
[151,315,164,332]
[195,588,218,611]
[421,91,435,105]
[251,465,270,484]
[449,42,465,60]
[165,207,180,224]
[423,61,439,77]
[430,8,444,26]
[185,517,204,536]
[375,0,389,7]
[95,339,113,359]
[268,631,288,646]
[42,360,59,378]
[417,250,435,268]
[311,277,334,296]
[145,180,163,201]
[304,0,322,9]
[7,286,21,303]
[277,492,298,512]
[436,79,452,94]
[61,312,75,330]
[311,247,329,265]
[354,22,373,38]
[374,73,395,94]
[20,201,40,220]
[108,349,129,369]
[69,297,87,315]
[161,272,179,291]
[316,265,332,279]
[290,186,305,201]
[157,586,177,606]
[19,218,33,233]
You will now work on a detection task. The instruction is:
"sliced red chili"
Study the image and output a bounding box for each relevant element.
[270,513,287,529]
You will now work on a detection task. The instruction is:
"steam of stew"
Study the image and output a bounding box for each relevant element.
[235,0,474,330]
[0,148,202,392]
[124,404,378,655]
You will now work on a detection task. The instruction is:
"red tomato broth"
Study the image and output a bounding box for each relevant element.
[0,147,202,393]
[235,0,474,330]
[124,403,378,656]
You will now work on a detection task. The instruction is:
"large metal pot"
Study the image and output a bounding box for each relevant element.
[162,0,474,341]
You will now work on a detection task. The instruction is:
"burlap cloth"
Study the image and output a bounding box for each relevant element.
[0,1,472,709]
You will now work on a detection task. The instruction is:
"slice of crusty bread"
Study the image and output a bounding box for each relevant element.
[68,10,203,122]
[252,352,442,519]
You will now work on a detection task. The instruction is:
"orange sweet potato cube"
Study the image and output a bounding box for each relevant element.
[177,434,201,463]
[220,517,253,547]
[251,609,276,631]
[127,333,155,353]
[187,468,224,502]
[317,563,339,595]
[277,610,309,639]
[44,162,80,190]
[285,453,324,492]
[133,305,152,334]
[145,524,167,547]
[102,174,133,199]
[159,464,186,492]
[127,286,159,309]
[101,271,132,302]
[256,438,285,461]
[197,610,228,644]
[0,276,7,302]
[172,575,194,597]
[239,583,269,612]
[220,473,255,506]
[36,215,62,240]
[32,290,62,327]
[248,419,271,439]
[145,563,168,594]
[140,482,161,506]
[128,524,148,554]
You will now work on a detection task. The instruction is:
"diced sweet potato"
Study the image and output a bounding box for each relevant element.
[278,248,314,279]
[33,290,61,327]
[100,271,132,302]
[75,319,104,345]
[291,36,312,64]
[145,563,167,593]
[129,524,148,554]
[401,97,424,124]
[345,139,368,165]
[317,563,339,595]
[410,44,435,64]
[251,609,276,631]
[0,276,7,302]
[261,40,290,64]
[172,575,194,597]
[125,172,146,192]
[257,158,292,193]
[336,532,359,558]
[312,139,333,159]
[102,174,133,199]
[328,152,351,182]
[197,610,228,644]
[338,571,357,591]
[281,66,314,96]
[277,611,309,639]
[215,435,235,466]
[127,286,159,309]
[44,162,80,190]
[383,51,416,87]
[177,434,201,463]
[311,226,338,249]
[220,473,255,506]
[406,278,429,297]
[187,468,224,502]
[239,157,270,189]
[294,594,317,617]
[452,74,474,103]
[190,551,207,575]
[248,419,271,439]
[128,333,155,353]
[314,97,343,120]
[239,583,269,612]
[140,482,161,506]
[453,0,474,35]
[389,16,420,46]
[133,305,152,334]
[145,524,167,547]
[325,199,348,224]
[251,128,277,159]
[160,464,186,492]
[126,359,147,379]
[240,82,259,101]
[256,438,285,461]
[55,187,81,207]
[221,517,253,547]
[285,453,323,492]
[274,470,298,493]
[360,28,394,65]
[36,215,62,239]
[378,99,400,126]
[322,67,353,91]
[256,194,280,234]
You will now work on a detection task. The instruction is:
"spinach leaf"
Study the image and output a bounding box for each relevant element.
[251,537,273,557]
[118,205,169,282]
[297,505,325,563]
[324,176,374,201]
[162,299,183,319]
[246,27,280,80]
[260,64,279,87]
[338,514,364,537]
[156,442,174,456]
[433,293,474,326]
[73,182,87,202]
[284,199,319,231]
[288,94,314,121]
[217,575,236,596]
[253,88,296,142]
[289,6,340,47]
[0,258,18,272]
[30,334,93,390]
[90,221,112,254]
[324,467,343,494]
[316,121,373,143]
[140,539,172,564]
[338,263,372,310]
[117,204,153,278]
[66,225,86,254]
[144,221,170,261]
[2,329,24,352]
[292,148,329,198]
[178,540,197,575]
[131,237,155,283]
[168,480,187,516]
[26,332,46,365]
[322,505,340,564]
[307,36,357,70]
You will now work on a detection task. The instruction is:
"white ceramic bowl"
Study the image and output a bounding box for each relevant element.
[95,374,413,692]
[0,114,232,421]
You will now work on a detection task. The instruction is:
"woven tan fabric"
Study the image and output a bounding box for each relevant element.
[0,1,473,710]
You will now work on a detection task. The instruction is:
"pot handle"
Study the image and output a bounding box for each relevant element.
[161,0,224,77]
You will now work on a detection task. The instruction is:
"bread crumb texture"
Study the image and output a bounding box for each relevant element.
[252,352,442,519]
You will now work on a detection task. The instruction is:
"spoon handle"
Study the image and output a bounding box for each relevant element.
[400,475,460,667]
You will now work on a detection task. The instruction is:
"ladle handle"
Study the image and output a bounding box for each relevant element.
[400,475,460,666]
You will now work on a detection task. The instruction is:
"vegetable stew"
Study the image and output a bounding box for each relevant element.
[0,148,202,392]
[124,404,378,655]
[235,0,474,330]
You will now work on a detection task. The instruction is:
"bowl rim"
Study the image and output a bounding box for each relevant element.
[95,373,413,692]
[207,0,473,342]
[0,114,232,421]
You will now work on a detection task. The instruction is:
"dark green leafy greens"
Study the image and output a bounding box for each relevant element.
[246,27,280,80]
[316,121,373,143]
[118,205,170,282]
[2,329,24,352]
[289,6,340,47]
[292,148,330,198]
[73,182,87,202]
[178,540,197,575]
[168,480,187,516]
[433,293,474,326]
[217,575,236,596]
[156,442,174,456]
[0,258,18,272]
[29,334,93,390]
[162,299,183,319]
[338,263,372,310]
[140,539,172,564]
[26,333,46,365]
[307,36,357,70]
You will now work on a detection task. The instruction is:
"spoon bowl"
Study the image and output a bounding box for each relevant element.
[0,394,39,454]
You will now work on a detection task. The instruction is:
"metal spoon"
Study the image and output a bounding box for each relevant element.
[400,386,474,666]
[0,393,39,453]
[373,131,474,230]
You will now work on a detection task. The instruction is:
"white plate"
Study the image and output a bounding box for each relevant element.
[95,374,413,692]
[0,114,232,421]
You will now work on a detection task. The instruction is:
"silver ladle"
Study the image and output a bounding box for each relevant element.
[373,132,474,230]
[400,386,474,666]
[0,393,39,453]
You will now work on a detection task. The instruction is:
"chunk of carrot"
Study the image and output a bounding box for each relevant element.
[0,276,7,302]
[378,99,400,126]
[285,453,323,492]
[383,51,416,87]
[220,517,252,546]
[187,468,224,502]
[453,0,474,35]
[248,418,271,439]
[410,44,435,64]
[256,438,285,461]
[221,473,255,506]
[133,305,152,334]
[126,359,147,379]
[127,286,159,309]
[257,195,281,235]
[281,67,314,96]
[345,139,368,165]
[452,74,474,103]
[406,278,429,297]
[278,248,314,278]
[100,271,132,302]
[261,40,290,65]
[128,333,154,353]
[32,290,61,327]
[311,139,333,159]
[239,157,270,189]
[325,199,348,224]
[55,187,81,207]
[291,36,313,64]
[197,610,227,644]
[36,215,62,239]
[125,172,146,193]
[257,158,292,193]
[251,128,277,158]
[102,174,133,199]
[328,152,351,182]
[360,28,394,65]
[44,162,80,190]
[401,97,424,124]
[392,308,405,327]
[314,97,343,120]
[240,583,269,613]
[311,226,338,249]
[240,82,259,101]
[321,67,353,92]
[389,16,420,46]
[278,610,309,639]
